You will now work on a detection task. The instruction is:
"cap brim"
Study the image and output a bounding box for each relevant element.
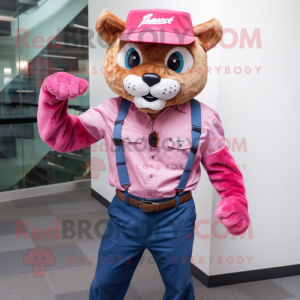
[119,32,195,45]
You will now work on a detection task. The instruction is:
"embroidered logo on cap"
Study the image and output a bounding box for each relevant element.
[138,13,175,27]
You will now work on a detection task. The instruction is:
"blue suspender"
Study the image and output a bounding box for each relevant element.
[176,99,202,193]
[114,98,201,196]
[113,99,131,190]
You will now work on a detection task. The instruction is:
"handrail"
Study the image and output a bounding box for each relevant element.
[0,117,37,125]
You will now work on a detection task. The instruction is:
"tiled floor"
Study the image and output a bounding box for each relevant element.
[0,188,299,300]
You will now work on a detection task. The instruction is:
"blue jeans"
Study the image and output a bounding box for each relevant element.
[89,191,197,300]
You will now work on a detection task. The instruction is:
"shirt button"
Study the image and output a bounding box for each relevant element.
[149,175,153,178]
[179,144,182,147]
[151,156,155,159]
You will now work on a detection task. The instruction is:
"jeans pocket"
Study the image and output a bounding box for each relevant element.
[187,198,197,224]
[108,196,118,217]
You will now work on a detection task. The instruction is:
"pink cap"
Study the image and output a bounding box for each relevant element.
[119,9,195,45]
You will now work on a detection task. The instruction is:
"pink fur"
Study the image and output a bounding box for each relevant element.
[202,146,250,235]
[37,72,97,152]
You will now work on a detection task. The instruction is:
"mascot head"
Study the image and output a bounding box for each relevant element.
[95,8,222,113]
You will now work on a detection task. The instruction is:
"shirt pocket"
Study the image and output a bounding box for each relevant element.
[163,137,191,166]
[121,129,144,161]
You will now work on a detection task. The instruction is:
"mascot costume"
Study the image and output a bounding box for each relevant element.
[37,8,250,300]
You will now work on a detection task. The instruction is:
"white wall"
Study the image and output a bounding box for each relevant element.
[88,0,300,276]
[208,0,300,275]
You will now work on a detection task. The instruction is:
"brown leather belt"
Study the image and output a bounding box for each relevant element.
[116,189,191,212]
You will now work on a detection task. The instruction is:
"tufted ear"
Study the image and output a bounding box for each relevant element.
[95,9,125,45]
[193,18,222,51]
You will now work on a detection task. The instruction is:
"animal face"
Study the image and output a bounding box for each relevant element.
[96,9,222,113]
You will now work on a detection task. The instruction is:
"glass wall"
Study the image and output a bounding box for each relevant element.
[0,0,90,192]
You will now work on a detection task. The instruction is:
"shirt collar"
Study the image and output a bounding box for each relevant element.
[130,101,187,113]
[173,102,187,113]
[130,102,138,111]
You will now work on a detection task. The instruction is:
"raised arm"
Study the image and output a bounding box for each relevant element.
[201,111,250,236]
[37,72,98,152]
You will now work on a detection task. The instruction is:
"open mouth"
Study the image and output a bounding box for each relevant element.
[143,93,158,102]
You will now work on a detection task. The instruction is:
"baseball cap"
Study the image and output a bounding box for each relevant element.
[119,9,195,45]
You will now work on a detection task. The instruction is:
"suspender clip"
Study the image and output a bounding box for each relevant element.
[191,145,198,154]
[176,189,183,196]
[115,120,124,125]
[113,138,122,145]
[192,126,201,133]
[122,184,130,191]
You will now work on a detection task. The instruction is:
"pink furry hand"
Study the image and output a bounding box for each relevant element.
[42,72,89,100]
[215,197,250,236]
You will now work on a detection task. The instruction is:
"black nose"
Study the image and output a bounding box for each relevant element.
[142,73,161,87]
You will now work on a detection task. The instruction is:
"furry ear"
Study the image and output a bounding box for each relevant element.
[193,18,222,51]
[95,9,125,45]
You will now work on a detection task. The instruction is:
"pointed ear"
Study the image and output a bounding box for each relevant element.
[193,18,222,51]
[95,9,125,46]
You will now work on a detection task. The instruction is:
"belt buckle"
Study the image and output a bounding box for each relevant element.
[140,200,158,212]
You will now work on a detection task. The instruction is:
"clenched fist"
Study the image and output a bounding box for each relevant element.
[42,72,89,100]
[215,196,250,236]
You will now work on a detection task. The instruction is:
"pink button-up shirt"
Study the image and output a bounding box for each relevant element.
[78,96,225,198]
[37,84,226,198]
[38,80,248,233]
